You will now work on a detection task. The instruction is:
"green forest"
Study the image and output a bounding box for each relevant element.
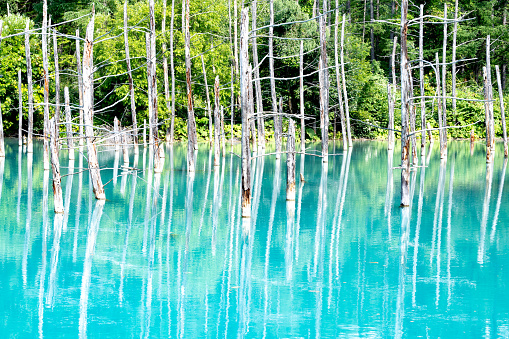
[0,0,507,141]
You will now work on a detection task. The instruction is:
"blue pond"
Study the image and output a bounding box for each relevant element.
[1,139,509,338]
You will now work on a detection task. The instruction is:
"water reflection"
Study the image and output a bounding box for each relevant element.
[3,140,509,337]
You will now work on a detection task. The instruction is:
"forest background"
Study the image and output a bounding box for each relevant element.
[0,0,507,141]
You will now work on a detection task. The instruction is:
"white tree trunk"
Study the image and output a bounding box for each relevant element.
[124,2,138,149]
[18,69,22,146]
[64,87,74,160]
[400,0,411,207]
[49,117,64,213]
[495,65,508,157]
[287,119,296,201]
[25,20,34,153]
[341,15,353,147]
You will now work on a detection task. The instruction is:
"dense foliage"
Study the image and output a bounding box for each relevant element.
[0,0,507,141]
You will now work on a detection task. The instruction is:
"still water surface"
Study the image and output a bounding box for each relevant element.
[1,139,509,338]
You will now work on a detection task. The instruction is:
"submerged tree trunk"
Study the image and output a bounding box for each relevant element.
[201,55,213,143]
[239,8,251,218]
[341,14,352,147]
[76,29,84,149]
[162,0,171,142]
[25,20,34,154]
[318,15,329,163]
[484,67,494,163]
[400,0,411,207]
[451,0,458,119]
[124,2,138,149]
[53,29,61,127]
[419,4,426,148]
[287,119,296,201]
[486,36,495,157]
[18,69,22,146]
[300,41,307,153]
[169,0,176,143]
[82,10,105,200]
[184,0,198,171]
[387,84,394,150]
[42,0,50,170]
[334,3,347,151]
[252,0,265,152]
[49,117,64,213]
[436,53,446,159]
[64,87,74,160]
[269,0,279,155]
[495,65,508,157]
[275,98,283,159]
[214,76,221,166]
[441,3,448,159]
[148,0,163,173]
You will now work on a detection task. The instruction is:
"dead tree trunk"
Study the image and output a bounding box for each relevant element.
[275,98,283,159]
[64,87,74,160]
[149,0,164,173]
[0,99,4,157]
[400,0,411,207]
[484,67,494,163]
[114,117,120,152]
[185,0,198,171]
[49,117,64,213]
[419,4,426,148]
[239,8,251,218]
[486,36,495,156]
[162,0,170,142]
[25,20,34,153]
[441,3,448,158]
[318,15,329,163]
[124,2,138,150]
[387,83,395,150]
[169,0,176,143]
[252,0,265,151]
[52,29,61,126]
[121,124,129,166]
[143,119,147,148]
[269,0,279,154]
[495,65,508,157]
[42,0,50,170]
[287,119,296,201]
[300,41,306,152]
[145,33,153,147]
[341,14,353,147]
[201,55,213,143]
[451,0,458,119]
[436,53,446,159]
[334,3,347,151]
[83,10,105,200]
[18,69,22,146]
[214,76,221,166]
[76,29,84,150]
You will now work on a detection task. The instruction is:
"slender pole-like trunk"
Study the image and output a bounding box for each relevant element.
[436,53,446,159]
[123,2,138,150]
[169,0,176,143]
[387,83,394,150]
[185,0,198,171]
[83,10,105,200]
[300,41,307,152]
[275,98,283,159]
[451,0,458,119]
[391,36,397,88]
[18,69,22,146]
[42,0,50,170]
[334,3,347,151]
[441,3,448,158]
[287,119,296,201]
[252,0,265,151]
[239,8,251,218]
[400,0,411,207]
[49,117,64,213]
[341,15,352,147]
[486,36,495,155]
[495,65,508,157]
[214,76,221,166]
[148,0,163,173]
[484,66,495,163]
[25,20,34,153]
[419,4,426,148]
[269,0,279,154]
[114,117,120,151]
[53,29,61,127]
[0,98,4,157]
[201,55,213,143]
[145,33,153,147]
[76,29,84,150]
[162,0,171,142]
[64,87,74,160]
[318,15,329,163]
[143,119,147,148]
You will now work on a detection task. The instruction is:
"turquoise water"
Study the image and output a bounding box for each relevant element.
[1,138,509,338]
